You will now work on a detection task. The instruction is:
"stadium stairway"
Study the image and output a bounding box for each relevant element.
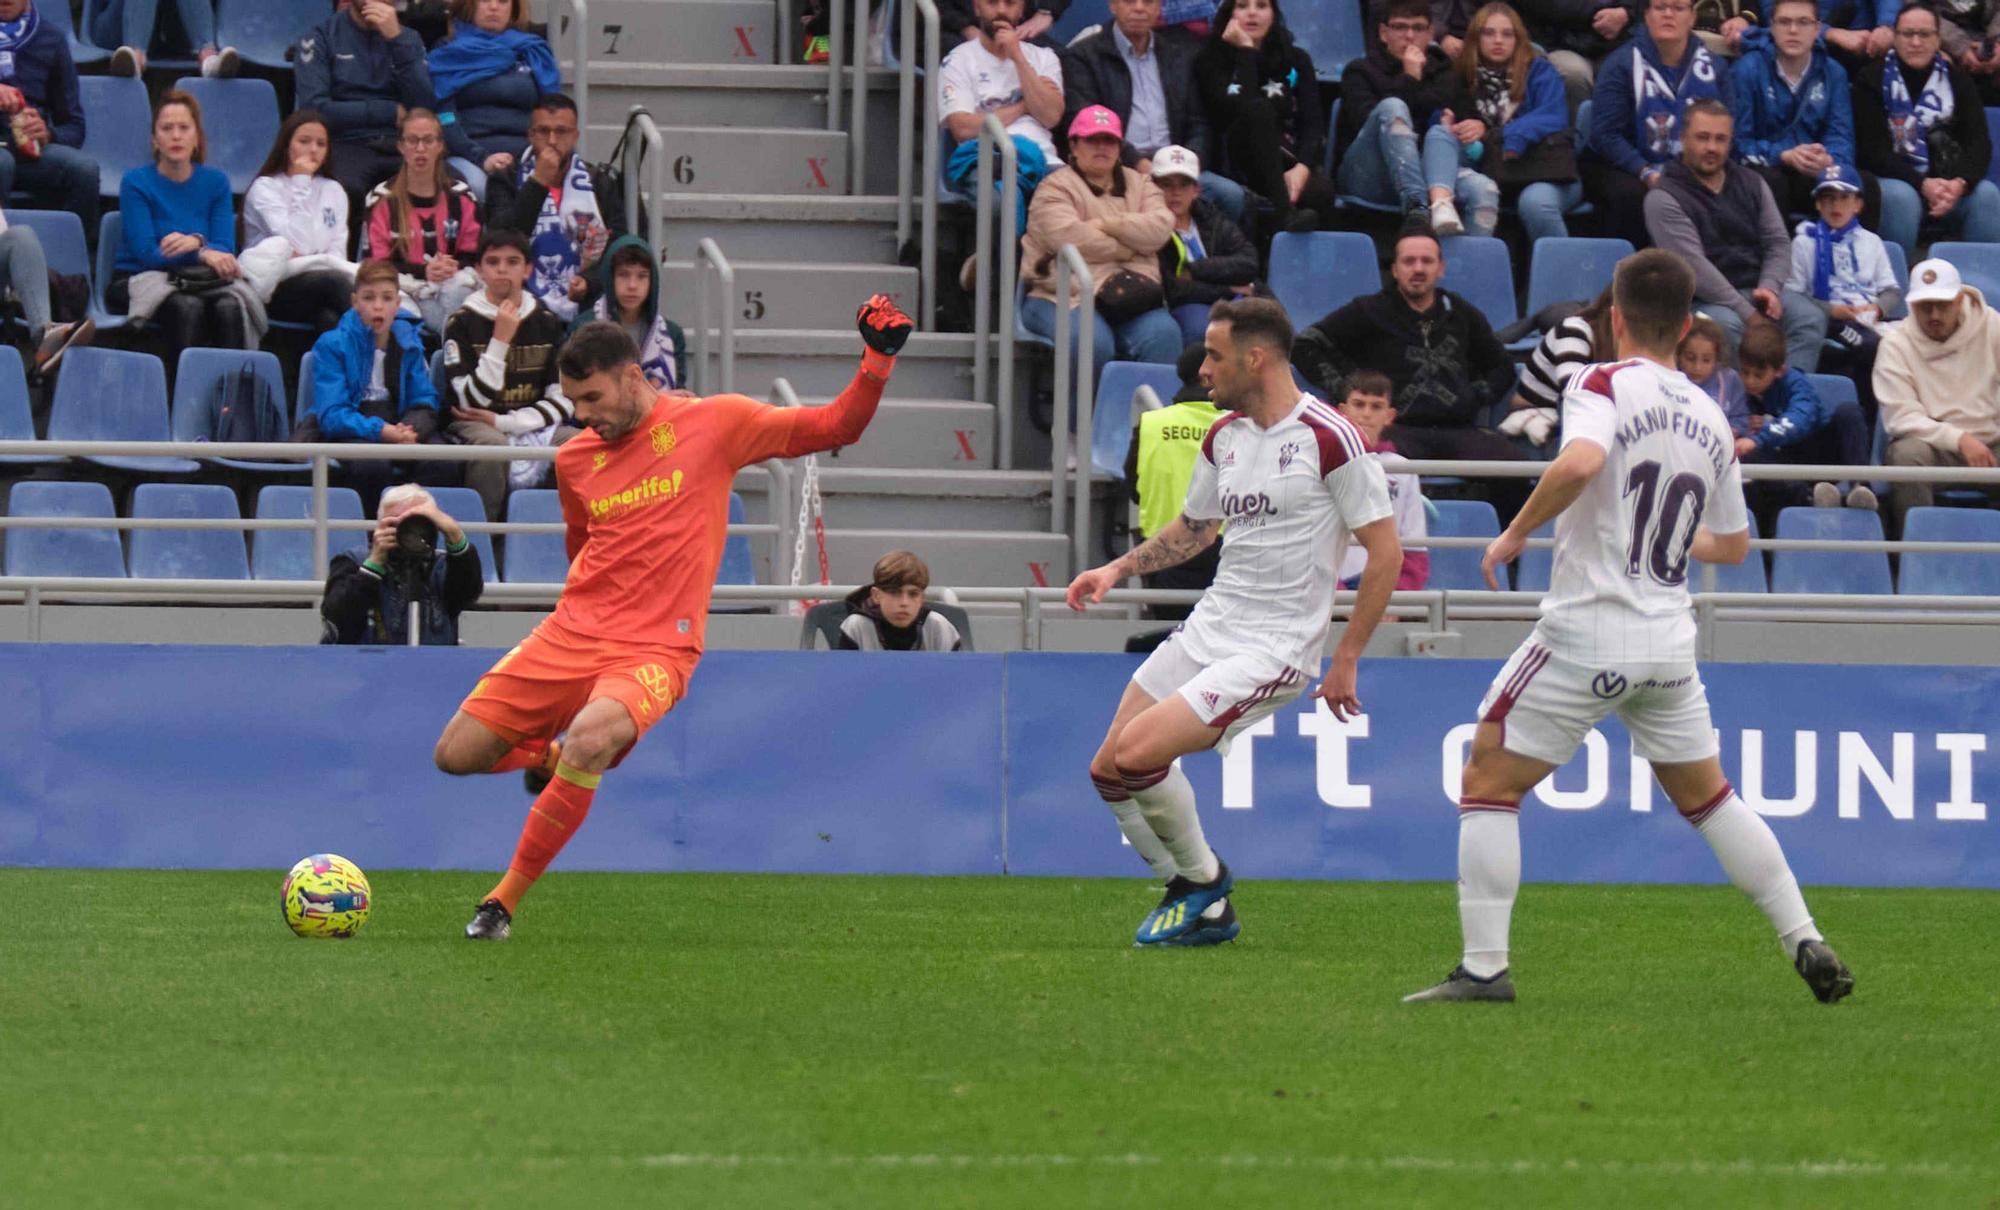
[547,0,1073,588]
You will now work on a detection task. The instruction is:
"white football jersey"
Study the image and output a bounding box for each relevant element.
[1537,358,1750,663]
[1177,395,1394,674]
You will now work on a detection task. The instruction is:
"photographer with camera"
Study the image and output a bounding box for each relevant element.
[321,484,484,646]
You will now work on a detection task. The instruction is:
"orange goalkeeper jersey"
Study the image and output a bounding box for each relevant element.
[545,361,887,652]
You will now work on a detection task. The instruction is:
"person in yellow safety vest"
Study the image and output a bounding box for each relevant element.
[1123,343,1222,621]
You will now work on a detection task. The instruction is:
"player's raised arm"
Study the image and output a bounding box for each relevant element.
[1065,513,1220,610]
[726,295,914,468]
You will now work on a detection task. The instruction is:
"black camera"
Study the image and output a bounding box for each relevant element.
[394,513,439,560]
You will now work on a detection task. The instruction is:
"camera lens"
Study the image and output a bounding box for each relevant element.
[394,514,439,558]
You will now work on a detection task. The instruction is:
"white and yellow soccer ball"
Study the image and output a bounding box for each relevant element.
[281,854,373,939]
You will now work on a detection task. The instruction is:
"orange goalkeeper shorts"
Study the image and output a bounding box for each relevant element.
[457,624,696,749]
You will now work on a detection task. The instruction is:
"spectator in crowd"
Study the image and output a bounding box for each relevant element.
[0,0,100,237]
[0,210,90,377]
[1785,164,1900,416]
[1433,0,1476,54]
[569,235,687,393]
[1582,0,1733,249]
[938,0,1063,54]
[95,0,240,78]
[1731,0,1902,238]
[1019,105,1180,371]
[1061,0,1245,218]
[1854,2,2000,251]
[939,0,1065,167]
[322,483,483,646]
[1874,256,2000,530]
[484,93,621,323]
[1516,0,1636,106]
[1510,284,1614,450]
[1678,313,1752,438]
[1735,317,1875,513]
[1151,144,1259,347]
[304,259,448,503]
[1334,0,1481,234]
[1453,2,1581,242]
[1196,0,1334,232]
[1935,0,2000,95]
[427,0,560,198]
[366,107,481,335]
[297,0,443,211]
[836,551,967,651]
[442,228,573,519]
[1123,342,1221,620]
[1335,368,1432,590]
[1293,228,1528,517]
[1692,0,1762,54]
[240,110,358,336]
[110,89,262,359]
[1821,0,1897,66]
[1643,100,1827,368]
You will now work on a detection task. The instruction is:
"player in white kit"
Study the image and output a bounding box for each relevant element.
[1405,250,1855,1005]
[1067,298,1405,947]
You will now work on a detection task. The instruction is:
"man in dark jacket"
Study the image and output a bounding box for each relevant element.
[1151,145,1259,347]
[1336,0,1476,230]
[1292,228,1529,518]
[296,0,443,211]
[1854,1,2000,251]
[0,0,99,237]
[322,483,484,646]
[485,93,627,324]
[1061,0,1243,217]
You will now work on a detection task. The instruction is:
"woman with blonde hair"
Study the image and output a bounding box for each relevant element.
[364,108,482,334]
[1452,1,1581,243]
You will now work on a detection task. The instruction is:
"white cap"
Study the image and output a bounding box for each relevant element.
[1150,144,1201,182]
[1907,258,1964,305]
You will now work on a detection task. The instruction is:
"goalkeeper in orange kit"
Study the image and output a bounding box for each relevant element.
[431,294,915,939]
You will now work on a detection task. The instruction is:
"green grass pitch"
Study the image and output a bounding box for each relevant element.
[4,870,1997,1208]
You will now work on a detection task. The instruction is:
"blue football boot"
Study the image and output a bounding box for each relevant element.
[1134,859,1234,947]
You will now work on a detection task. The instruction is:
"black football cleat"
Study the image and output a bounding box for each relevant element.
[1795,939,1854,1003]
[465,898,512,941]
[1403,965,1517,1003]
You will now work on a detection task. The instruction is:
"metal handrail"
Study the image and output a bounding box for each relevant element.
[972,113,1020,467]
[849,0,868,197]
[895,0,940,328]
[620,107,666,258]
[691,238,737,396]
[550,0,590,139]
[1051,244,1095,572]
[777,0,794,64]
[826,0,846,130]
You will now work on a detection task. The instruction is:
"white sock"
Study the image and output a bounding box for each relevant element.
[1122,760,1220,884]
[1093,771,1177,879]
[1691,793,1821,953]
[1458,806,1520,979]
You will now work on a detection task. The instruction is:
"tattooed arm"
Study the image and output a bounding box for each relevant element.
[1065,514,1222,611]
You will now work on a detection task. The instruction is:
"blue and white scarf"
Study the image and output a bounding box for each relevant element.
[0,6,42,83]
[1630,39,1721,164]
[513,148,603,322]
[588,295,682,391]
[1883,54,1953,175]
[1803,214,1859,302]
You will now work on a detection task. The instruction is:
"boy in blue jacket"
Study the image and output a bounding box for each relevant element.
[1735,315,1876,511]
[307,258,456,501]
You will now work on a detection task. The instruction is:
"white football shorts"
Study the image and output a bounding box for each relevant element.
[1133,633,1308,756]
[1477,639,1720,766]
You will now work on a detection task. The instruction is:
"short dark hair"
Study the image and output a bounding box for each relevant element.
[1376,0,1431,23]
[1737,318,1788,371]
[1684,97,1733,126]
[1339,369,1395,402]
[1611,249,1697,352]
[1767,0,1818,17]
[1394,223,1441,259]
[533,92,579,118]
[1896,1,1941,28]
[478,227,531,262]
[558,322,641,380]
[1208,297,1293,357]
[610,243,654,274]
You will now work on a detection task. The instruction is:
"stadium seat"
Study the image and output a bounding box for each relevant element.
[1525,237,1634,317]
[1289,0,1365,80]
[1884,241,1909,318]
[296,349,318,425]
[91,213,129,331]
[1804,372,1859,413]
[216,0,327,71]
[78,76,152,199]
[5,480,124,577]
[1899,506,2000,596]
[1048,0,1110,45]
[502,488,569,584]
[127,483,250,580]
[1427,499,1500,590]
[80,0,199,70]
[5,209,89,282]
[1511,521,1553,592]
[40,0,110,67]
[1268,231,1378,327]
[1438,235,1517,331]
[170,349,307,475]
[711,491,759,611]
[1771,506,1892,595]
[1691,511,1767,594]
[252,485,367,580]
[1989,109,2000,189]
[797,598,976,649]
[0,345,57,467]
[1093,361,1179,480]
[425,485,499,583]
[170,78,282,194]
[47,347,199,475]
[430,348,451,402]
[1930,241,2000,303]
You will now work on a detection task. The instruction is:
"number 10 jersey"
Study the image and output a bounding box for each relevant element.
[1537,358,1750,665]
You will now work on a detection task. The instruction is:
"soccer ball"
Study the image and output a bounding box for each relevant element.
[281,854,373,939]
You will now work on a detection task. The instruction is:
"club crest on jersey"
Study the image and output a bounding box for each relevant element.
[650,423,677,456]
[593,452,607,470]
[1278,440,1302,472]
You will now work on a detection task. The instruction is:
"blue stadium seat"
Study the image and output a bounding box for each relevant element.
[5,480,123,577]
[503,488,569,584]
[1884,241,1909,318]
[92,212,129,331]
[78,75,152,199]
[426,485,499,583]
[1290,0,1365,80]
[1804,372,1859,414]
[170,348,307,474]
[1899,506,2000,596]
[170,78,282,194]
[1439,235,1517,330]
[1512,521,1553,592]
[1268,231,1378,326]
[0,345,56,467]
[1048,0,1110,45]
[1525,237,1634,316]
[296,349,318,424]
[128,483,249,580]
[1989,109,2000,188]
[1771,506,1892,594]
[40,0,110,67]
[80,0,199,70]
[1427,499,1500,590]
[714,492,758,608]
[215,0,326,71]
[47,346,199,474]
[430,347,451,402]
[1093,360,1180,479]
[1930,241,2000,303]
[1691,511,1767,594]
[252,485,366,580]
[5,208,88,281]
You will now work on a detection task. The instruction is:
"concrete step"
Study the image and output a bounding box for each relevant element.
[814,466,1052,531]
[659,194,901,263]
[806,396,996,470]
[661,259,918,330]
[633,124,850,195]
[540,0,777,67]
[591,64,899,130]
[715,329,980,399]
[820,528,1071,587]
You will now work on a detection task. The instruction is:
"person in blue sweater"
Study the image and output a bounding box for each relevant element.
[109,89,248,358]
[297,0,445,217]
[0,0,100,240]
[1452,3,1580,242]
[1734,316,1876,512]
[428,0,560,199]
[1581,0,1733,249]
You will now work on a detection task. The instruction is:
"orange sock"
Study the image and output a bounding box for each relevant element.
[485,763,599,913]
[487,741,550,775]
